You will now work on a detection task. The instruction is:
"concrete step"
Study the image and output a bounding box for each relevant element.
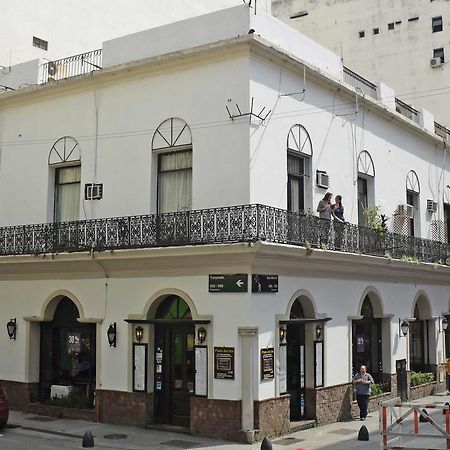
[289,419,316,432]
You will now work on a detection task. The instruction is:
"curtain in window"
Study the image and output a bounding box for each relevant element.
[287,153,305,212]
[55,166,81,222]
[158,150,192,213]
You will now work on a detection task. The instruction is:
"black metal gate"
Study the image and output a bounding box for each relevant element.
[396,359,408,401]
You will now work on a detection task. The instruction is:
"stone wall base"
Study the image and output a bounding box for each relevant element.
[315,383,353,425]
[0,380,38,410]
[254,395,290,440]
[27,403,96,421]
[96,390,152,427]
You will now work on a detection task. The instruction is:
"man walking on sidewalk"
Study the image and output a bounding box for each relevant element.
[352,365,374,420]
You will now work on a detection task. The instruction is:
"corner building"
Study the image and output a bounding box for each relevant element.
[0,5,449,443]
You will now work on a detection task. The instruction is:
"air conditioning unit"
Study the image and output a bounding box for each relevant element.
[430,57,443,68]
[426,199,438,213]
[397,204,414,218]
[85,183,103,200]
[316,171,329,189]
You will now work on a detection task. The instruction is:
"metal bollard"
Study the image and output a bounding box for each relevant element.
[419,408,429,423]
[261,436,272,450]
[357,425,369,441]
[82,430,95,448]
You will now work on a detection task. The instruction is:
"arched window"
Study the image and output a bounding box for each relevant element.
[289,298,305,319]
[49,136,81,223]
[361,296,374,319]
[406,170,420,237]
[152,118,192,213]
[357,150,375,226]
[287,124,313,213]
[155,295,192,320]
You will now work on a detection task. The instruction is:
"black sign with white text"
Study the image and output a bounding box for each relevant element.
[252,274,278,293]
[209,274,248,293]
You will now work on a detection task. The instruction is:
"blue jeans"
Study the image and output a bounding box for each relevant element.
[356,394,370,419]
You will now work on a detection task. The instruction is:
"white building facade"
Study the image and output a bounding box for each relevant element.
[0,5,449,443]
[272,0,450,125]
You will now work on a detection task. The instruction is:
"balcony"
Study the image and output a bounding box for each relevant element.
[42,49,102,83]
[395,98,420,125]
[343,66,377,99]
[0,205,448,264]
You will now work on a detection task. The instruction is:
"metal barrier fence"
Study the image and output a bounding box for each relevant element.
[380,398,450,450]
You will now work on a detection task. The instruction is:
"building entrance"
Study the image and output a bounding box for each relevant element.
[39,297,96,408]
[153,296,195,427]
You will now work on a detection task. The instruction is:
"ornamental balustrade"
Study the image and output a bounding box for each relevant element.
[0,205,448,263]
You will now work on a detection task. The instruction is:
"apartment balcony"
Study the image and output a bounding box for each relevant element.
[0,205,448,264]
[42,49,102,83]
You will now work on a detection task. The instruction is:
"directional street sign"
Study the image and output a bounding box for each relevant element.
[252,274,278,293]
[209,274,248,293]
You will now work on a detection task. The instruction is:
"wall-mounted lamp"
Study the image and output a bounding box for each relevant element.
[399,319,409,337]
[279,327,286,344]
[197,327,207,344]
[315,324,323,341]
[7,318,16,340]
[135,326,144,343]
[107,322,117,347]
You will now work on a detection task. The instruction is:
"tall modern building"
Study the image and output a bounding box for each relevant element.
[272,0,450,124]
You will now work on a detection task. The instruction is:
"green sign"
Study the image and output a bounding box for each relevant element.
[209,274,248,293]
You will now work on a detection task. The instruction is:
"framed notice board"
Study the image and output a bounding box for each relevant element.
[214,347,235,379]
[195,346,208,396]
[260,348,275,381]
[133,343,148,392]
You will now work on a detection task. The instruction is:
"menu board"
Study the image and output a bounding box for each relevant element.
[315,340,324,388]
[260,348,275,381]
[279,345,287,394]
[214,347,235,379]
[195,346,208,396]
[133,343,147,392]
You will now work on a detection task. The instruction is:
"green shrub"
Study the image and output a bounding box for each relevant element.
[371,383,384,396]
[410,371,435,387]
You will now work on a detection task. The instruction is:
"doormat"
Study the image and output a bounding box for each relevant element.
[27,416,58,422]
[274,437,304,445]
[160,440,201,448]
[329,428,355,435]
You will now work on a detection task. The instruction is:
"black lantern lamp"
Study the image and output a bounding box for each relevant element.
[315,324,323,341]
[7,318,16,340]
[107,322,117,347]
[399,319,409,337]
[135,326,144,343]
[197,327,207,344]
[279,327,286,344]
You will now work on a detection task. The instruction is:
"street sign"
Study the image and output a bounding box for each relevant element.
[251,274,278,293]
[209,274,248,293]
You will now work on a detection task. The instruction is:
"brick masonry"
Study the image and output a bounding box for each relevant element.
[190,397,243,442]
[254,395,290,440]
[315,382,353,425]
[96,389,152,427]
[0,380,38,410]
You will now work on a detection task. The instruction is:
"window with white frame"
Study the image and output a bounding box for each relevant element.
[357,150,375,226]
[152,118,192,213]
[48,136,81,222]
[287,124,313,213]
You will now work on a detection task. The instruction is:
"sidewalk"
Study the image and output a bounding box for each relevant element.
[5,393,450,450]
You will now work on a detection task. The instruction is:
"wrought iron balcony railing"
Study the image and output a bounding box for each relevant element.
[395,98,420,125]
[42,49,102,83]
[343,66,377,99]
[0,205,449,263]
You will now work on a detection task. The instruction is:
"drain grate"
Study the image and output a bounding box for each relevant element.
[104,433,127,439]
[160,440,201,448]
[27,416,57,422]
[275,437,304,445]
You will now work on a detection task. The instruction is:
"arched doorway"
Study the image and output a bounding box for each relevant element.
[284,295,324,421]
[410,296,431,372]
[352,296,382,382]
[39,297,96,408]
[153,295,195,427]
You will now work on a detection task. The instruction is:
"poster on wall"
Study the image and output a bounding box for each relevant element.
[133,343,147,392]
[214,347,235,379]
[314,340,324,388]
[260,348,275,381]
[67,332,81,354]
[195,346,208,396]
[279,345,287,394]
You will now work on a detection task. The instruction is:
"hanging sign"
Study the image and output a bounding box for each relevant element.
[252,275,278,293]
[209,274,248,293]
[214,347,235,379]
[260,348,275,380]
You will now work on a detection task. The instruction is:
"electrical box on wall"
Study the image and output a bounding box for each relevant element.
[316,171,329,189]
[85,183,103,200]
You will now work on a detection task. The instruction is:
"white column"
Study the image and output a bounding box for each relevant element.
[239,327,258,432]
